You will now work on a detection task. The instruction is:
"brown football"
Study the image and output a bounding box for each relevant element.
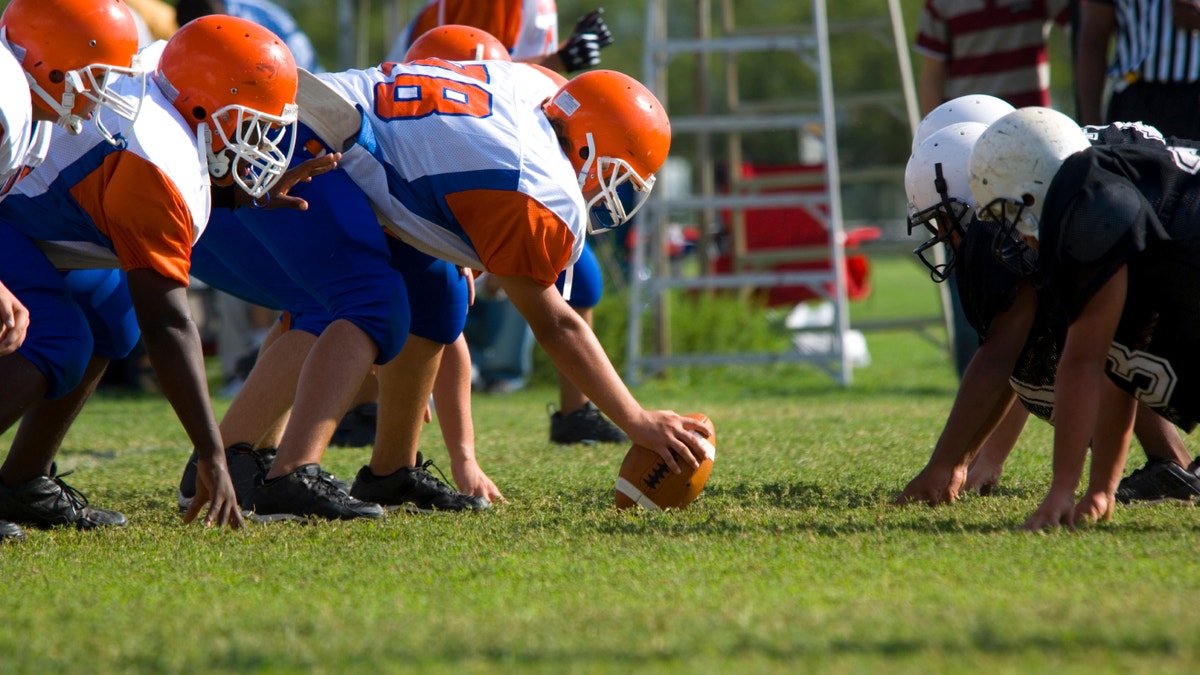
[614,413,716,511]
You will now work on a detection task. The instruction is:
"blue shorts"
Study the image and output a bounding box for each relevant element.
[191,208,334,337]
[233,134,410,362]
[556,241,602,309]
[0,220,119,398]
[212,124,468,358]
[62,269,139,361]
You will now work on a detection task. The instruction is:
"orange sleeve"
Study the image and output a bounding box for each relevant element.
[445,188,576,286]
[70,152,195,285]
[417,0,524,51]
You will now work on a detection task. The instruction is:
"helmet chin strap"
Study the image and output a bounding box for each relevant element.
[22,70,86,135]
[576,132,596,188]
[198,123,231,179]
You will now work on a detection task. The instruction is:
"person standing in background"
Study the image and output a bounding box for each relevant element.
[1076,0,1200,139]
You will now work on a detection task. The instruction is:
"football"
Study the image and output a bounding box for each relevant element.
[614,413,716,511]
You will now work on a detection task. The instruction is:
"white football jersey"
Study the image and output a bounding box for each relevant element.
[0,41,209,284]
[0,43,43,201]
[319,59,586,286]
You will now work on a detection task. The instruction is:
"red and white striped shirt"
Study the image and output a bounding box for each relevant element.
[915,0,1071,107]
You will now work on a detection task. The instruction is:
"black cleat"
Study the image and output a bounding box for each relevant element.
[178,444,276,511]
[350,453,489,513]
[548,401,629,445]
[0,466,126,529]
[251,464,384,522]
[0,520,24,543]
[1116,457,1200,504]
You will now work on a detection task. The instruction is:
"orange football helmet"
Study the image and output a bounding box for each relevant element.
[0,0,144,144]
[404,24,512,62]
[543,70,671,233]
[156,16,299,199]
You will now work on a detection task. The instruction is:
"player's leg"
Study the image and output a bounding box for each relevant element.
[351,240,489,512]
[1115,403,1200,504]
[0,255,124,530]
[234,136,406,520]
[549,243,628,444]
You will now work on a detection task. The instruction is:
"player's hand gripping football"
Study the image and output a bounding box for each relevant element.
[183,455,245,529]
[627,410,711,474]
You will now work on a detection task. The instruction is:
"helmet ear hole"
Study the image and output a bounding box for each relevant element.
[578,146,590,161]
[192,106,207,121]
[48,70,64,84]
[1022,193,1036,207]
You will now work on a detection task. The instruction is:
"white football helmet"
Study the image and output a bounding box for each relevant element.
[905,122,987,281]
[968,107,1089,242]
[912,94,1015,152]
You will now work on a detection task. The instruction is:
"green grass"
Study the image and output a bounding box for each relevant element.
[3,256,1199,674]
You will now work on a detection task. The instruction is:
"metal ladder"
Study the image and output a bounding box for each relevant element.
[627,0,923,385]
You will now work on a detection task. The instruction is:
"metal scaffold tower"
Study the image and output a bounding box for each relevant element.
[629,0,923,385]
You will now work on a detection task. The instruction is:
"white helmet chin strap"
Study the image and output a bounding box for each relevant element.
[576,132,596,188]
[199,122,231,179]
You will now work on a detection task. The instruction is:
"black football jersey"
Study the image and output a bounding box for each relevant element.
[956,219,1060,421]
[1038,133,1200,430]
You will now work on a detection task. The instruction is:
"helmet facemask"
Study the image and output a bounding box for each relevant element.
[2,26,145,145]
[577,132,656,233]
[202,102,299,200]
[977,196,1039,278]
[908,162,971,282]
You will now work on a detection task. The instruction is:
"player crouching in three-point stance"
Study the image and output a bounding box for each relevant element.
[893,100,1200,514]
[967,107,1200,530]
[0,10,302,534]
[231,59,711,520]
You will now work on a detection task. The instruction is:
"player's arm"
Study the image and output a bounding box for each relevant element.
[124,269,242,528]
[1075,1,1116,126]
[1025,266,1128,531]
[896,280,1037,506]
[1074,376,1136,525]
[0,280,30,357]
[497,273,707,472]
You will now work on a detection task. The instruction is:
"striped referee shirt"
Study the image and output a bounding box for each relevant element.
[1093,0,1200,83]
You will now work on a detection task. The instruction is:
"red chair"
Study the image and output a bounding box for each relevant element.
[714,162,879,306]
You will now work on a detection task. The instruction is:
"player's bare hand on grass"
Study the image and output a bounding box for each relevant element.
[1073,490,1115,526]
[964,459,1003,496]
[451,457,505,505]
[628,411,709,474]
[183,458,245,529]
[1023,487,1077,532]
[894,463,967,506]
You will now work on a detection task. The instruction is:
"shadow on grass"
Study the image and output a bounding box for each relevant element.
[549,481,1199,537]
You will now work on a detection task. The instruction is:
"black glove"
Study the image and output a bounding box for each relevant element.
[572,8,614,49]
[558,32,603,73]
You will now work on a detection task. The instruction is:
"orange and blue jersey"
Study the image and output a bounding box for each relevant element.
[319,59,586,288]
[0,41,206,397]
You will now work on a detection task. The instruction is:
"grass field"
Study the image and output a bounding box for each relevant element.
[3,256,1199,674]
